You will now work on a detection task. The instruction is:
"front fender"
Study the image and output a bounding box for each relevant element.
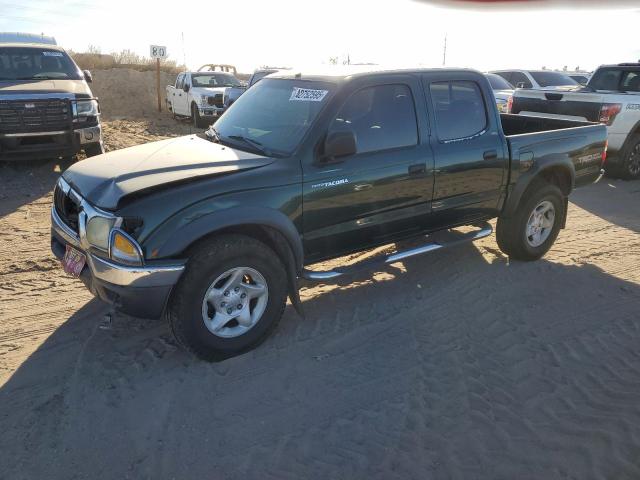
[145,206,304,273]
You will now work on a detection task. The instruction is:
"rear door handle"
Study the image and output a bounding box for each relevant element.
[408,164,426,175]
[483,150,498,160]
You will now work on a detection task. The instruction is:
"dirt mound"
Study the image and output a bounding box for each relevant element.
[90,69,177,119]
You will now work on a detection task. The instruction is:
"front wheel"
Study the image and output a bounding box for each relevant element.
[166,234,287,361]
[496,180,564,261]
[84,142,105,157]
[191,103,204,128]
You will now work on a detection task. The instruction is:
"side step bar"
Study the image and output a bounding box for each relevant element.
[302,222,493,281]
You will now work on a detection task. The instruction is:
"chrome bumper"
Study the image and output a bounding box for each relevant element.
[75,124,102,145]
[51,203,184,289]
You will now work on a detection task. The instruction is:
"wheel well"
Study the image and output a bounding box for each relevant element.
[539,166,572,196]
[183,224,296,274]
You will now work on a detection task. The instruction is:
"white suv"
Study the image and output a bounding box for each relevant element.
[490,69,579,90]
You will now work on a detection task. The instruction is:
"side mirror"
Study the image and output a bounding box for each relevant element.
[83,70,93,83]
[323,131,356,161]
[183,84,190,93]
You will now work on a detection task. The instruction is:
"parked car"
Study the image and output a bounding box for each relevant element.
[485,73,514,112]
[51,67,606,360]
[247,67,291,88]
[568,73,591,85]
[511,62,640,179]
[166,70,243,127]
[0,34,103,161]
[490,69,579,90]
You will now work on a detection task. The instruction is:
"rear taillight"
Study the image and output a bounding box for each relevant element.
[602,139,608,165]
[598,103,622,125]
[506,95,513,113]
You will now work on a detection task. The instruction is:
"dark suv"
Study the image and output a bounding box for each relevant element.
[0,39,104,161]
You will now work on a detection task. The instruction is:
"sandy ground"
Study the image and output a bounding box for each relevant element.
[1,117,640,479]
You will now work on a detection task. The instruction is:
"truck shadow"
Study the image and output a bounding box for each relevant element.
[570,179,640,233]
[0,158,63,220]
[2,241,640,479]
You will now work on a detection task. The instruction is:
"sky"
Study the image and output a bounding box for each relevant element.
[1,0,639,73]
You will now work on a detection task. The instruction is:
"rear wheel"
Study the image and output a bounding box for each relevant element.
[496,180,564,261]
[619,135,640,180]
[167,234,287,361]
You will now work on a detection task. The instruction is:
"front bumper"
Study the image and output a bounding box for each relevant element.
[51,202,185,319]
[0,124,103,161]
[198,106,225,117]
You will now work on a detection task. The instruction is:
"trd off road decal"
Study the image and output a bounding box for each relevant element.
[576,152,601,166]
[626,104,640,111]
[290,87,329,102]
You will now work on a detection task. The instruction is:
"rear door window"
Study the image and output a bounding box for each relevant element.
[329,84,418,154]
[429,81,488,142]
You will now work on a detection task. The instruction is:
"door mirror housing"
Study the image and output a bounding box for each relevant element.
[323,131,356,162]
[183,83,190,93]
[83,70,93,83]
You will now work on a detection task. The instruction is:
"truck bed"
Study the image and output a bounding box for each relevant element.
[500,113,596,136]
[500,113,607,189]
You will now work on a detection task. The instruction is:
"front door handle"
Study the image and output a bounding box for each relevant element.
[408,164,426,175]
[483,150,498,160]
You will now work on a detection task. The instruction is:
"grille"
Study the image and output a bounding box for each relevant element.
[208,94,224,108]
[0,99,72,134]
[54,184,80,234]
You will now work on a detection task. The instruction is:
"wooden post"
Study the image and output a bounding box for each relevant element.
[156,58,161,112]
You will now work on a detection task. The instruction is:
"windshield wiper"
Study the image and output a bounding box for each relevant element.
[226,135,273,157]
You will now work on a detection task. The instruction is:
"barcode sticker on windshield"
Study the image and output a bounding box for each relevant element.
[290,87,328,102]
[42,51,63,57]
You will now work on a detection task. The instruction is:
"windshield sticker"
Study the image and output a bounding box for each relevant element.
[42,51,63,57]
[290,87,328,102]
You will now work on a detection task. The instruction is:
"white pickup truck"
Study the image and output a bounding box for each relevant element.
[166,70,243,127]
[511,63,640,179]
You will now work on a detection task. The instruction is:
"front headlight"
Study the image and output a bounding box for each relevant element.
[86,216,116,250]
[73,99,99,117]
[110,230,143,266]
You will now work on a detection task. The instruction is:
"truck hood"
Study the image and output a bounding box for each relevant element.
[0,79,92,97]
[191,86,229,95]
[63,135,274,210]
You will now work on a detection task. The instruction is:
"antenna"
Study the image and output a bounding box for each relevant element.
[181,32,187,71]
[442,34,447,66]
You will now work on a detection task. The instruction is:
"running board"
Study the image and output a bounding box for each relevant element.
[302,222,493,281]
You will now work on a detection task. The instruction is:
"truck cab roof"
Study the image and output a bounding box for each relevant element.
[268,66,480,83]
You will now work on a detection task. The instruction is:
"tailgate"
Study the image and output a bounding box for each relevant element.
[511,89,604,122]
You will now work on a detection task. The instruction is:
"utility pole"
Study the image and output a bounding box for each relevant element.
[442,34,447,66]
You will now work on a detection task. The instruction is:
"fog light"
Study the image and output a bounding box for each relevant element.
[85,131,94,141]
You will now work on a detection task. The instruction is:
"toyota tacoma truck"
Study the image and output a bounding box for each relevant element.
[51,67,607,360]
[0,34,104,161]
[166,69,244,128]
[511,62,640,179]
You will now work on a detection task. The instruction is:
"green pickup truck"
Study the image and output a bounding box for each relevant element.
[51,67,607,360]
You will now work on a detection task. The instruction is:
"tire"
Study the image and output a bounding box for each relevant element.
[84,142,105,157]
[166,234,288,361]
[191,103,204,128]
[496,180,565,261]
[617,134,640,180]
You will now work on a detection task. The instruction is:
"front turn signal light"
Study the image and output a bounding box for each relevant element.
[110,230,143,266]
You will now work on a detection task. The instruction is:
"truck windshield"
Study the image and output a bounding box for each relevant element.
[0,47,82,80]
[529,71,578,87]
[213,78,335,156]
[192,73,241,87]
